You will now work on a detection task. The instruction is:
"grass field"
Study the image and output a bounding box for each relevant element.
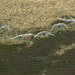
[0,0,75,75]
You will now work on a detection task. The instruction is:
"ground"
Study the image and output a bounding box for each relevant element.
[0,0,75,75]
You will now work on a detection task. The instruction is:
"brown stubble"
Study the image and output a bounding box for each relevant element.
[0,0,75,45]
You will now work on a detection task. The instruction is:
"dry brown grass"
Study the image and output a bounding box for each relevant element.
[0,0,75,45]
[54,43,75,55]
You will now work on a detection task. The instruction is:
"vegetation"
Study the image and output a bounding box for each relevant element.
[0,0,75,75]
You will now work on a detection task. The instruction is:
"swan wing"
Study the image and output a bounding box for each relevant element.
[68,16,74,20]
[63,24,68,28]
[7,27,11,31]
[51,24,57,31]
[22,33,33,36]
[34,32,42,38]
[8,35,20,39]
[46,32,55,36]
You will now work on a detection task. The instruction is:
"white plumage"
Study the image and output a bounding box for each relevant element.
[68,16,75,22]
[34,31,55,38]
[51,23,68,31]
[57,18,72,23]
[0,26,11,31]
[8,33,33,39]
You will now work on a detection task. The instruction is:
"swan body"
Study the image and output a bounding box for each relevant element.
[34,31,55,38]
[51,23,68,31]
[0,26,11,31]
[8,33,33,39]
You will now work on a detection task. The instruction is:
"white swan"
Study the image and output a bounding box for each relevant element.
[57,18,72,23]
[0,26,11,31]
[51,23,68,31]
[34,31,55,38]
[68,16,75,22]
[8,33,33,39]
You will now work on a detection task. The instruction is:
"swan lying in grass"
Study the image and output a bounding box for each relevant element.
[57,18,72,23]
[51,23,68,31]
[0,26,11,31]
[8,33,33,39]
[58,16,75,23]
[68,16,75,22]
[34,31,55,38]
